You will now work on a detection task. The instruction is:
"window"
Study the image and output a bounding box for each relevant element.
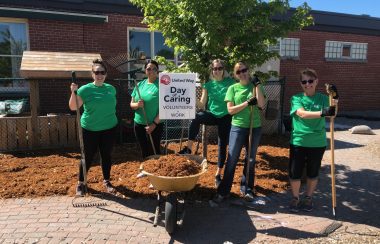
[268,38,300,59]
[0,18,29,92]
[128,28,175,61]
[325,41,367,61]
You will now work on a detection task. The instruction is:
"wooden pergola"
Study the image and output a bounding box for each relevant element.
[0,51,101,151]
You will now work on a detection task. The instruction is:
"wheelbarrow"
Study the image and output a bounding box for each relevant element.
[139,155,207,234]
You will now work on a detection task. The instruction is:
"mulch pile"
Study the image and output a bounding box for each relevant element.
[0,135,290,200]
[142,155,202,177]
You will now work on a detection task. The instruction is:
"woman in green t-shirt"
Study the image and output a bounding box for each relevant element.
[288,68,338,213]
[69,59,118,196]
[130,60,162,159]
[211,61,266,204]
[178,59,235,187]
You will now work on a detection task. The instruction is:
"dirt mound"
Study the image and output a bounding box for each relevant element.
[143,155,202,177]
[0,135,290,199]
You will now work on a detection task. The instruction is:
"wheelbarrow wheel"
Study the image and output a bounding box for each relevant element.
[165,193,177,234]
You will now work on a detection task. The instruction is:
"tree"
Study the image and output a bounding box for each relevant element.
[130,0,313,81]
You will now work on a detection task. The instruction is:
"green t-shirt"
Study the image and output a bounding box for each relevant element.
[131,78,159,125]
[77,82,118,131]
[290,92,329,147]
[203,77,235,118]
[224,83,265,128]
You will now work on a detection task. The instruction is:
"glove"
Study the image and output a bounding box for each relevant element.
[327,84,339,99]
[247,97,257,106]
[251,75,261,87]
[321,106,336,117]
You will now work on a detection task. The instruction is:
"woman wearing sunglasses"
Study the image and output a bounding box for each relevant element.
[288,68,338,213]
[211,61,266,204]
[130,60,162,158]
[178,59,235,187]
[69,59,118,196]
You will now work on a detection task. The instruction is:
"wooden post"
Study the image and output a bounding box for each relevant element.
[29,80,40,148]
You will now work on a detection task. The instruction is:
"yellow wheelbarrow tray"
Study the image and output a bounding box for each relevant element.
[139,154,208,234]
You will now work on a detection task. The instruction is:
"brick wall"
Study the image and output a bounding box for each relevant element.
[281,30,380,114]
[28,14,144,116]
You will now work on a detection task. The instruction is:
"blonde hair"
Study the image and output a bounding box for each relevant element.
[233,61,249,79]
[209,59,228,79]
[300,68,317,80]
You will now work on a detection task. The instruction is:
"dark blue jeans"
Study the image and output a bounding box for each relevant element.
[189,111,232,168]
[217,126,262,196]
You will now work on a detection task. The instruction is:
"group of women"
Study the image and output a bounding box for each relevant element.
[69,58,338,213]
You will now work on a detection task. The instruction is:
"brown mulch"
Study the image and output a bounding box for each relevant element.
[0,135,290,200]
[142,155,202,177]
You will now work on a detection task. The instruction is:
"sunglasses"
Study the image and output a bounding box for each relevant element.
[236,68,248,75]
[300,79,315,84]
[146,67,157,72]
[93,70,106,75]
[212,67,224,71]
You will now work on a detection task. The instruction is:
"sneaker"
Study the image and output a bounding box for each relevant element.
[300,196,313,212]
[76,182,86,197]
[209,194,224,207]
[103,180,116,194]
[178,147,191,154]
[215,175,222,188]
[289,197,300,213]
[243,191,255,202]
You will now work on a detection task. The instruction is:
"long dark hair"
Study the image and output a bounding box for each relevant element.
[144,60,159,70]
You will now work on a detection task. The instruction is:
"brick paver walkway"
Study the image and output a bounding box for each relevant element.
[1,121,379,243]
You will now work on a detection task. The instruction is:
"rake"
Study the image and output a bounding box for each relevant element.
[71,71,87,195]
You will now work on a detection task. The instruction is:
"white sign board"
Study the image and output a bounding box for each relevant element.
[159,73,197,120]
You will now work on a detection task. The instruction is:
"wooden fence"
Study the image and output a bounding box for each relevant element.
[0,115,78,152]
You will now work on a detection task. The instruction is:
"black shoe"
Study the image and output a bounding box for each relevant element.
[103,180,115,194]
[178,147,191,154]
[289,197,300,213]
[299,196,313,212]
[76,183,86,197]
[215,175,222,188]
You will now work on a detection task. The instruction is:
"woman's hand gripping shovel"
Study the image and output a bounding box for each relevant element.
[320,83,342,235]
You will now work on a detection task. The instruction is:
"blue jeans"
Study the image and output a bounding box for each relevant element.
[217,126,262,196]
[188,111,231,168]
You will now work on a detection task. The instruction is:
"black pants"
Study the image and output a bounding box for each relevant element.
[134,122,163,159]
[189,111,232,168]
[78,126,116,182]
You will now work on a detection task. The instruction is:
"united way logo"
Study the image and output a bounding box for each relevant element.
[160,75,171,85]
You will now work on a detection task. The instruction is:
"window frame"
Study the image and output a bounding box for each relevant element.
[325,40,368,62]
[127,27,179,64]
[268,37,300,60]
[0,17,30,93]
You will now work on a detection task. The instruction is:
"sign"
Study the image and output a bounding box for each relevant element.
[159,73,197,120]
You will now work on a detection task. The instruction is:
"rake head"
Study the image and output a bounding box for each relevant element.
[106,52,146,74]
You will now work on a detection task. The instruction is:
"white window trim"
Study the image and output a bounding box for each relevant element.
[325,40,368,62]
[0,17,30,93]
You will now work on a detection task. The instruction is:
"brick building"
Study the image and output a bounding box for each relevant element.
[1,0,380,117]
